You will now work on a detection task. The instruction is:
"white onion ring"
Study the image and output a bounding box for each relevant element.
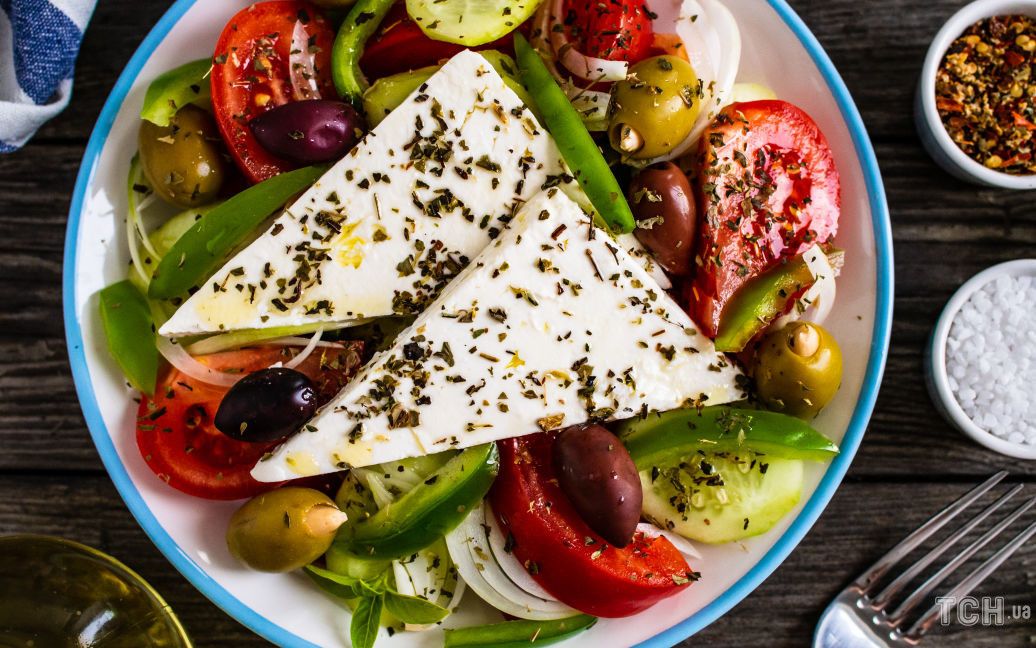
[483,502,559,601]
[565,86,612,129]
[290,20,321,101]
[549,0,629,82]
[156,336,242,388]
[254,336,343,349]
[393,543,466,631]
[637,522,703,562]
[774,245,839,329]
[643,0,742,164]
[703,0,741,107]
[283,328,323,369]
[445,505,577,620]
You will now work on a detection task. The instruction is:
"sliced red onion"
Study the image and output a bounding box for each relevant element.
[156,336,242,388]
[548,0,629,82]
[530,2,566,82]
[290,20,321,101]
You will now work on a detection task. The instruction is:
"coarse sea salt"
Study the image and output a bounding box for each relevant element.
[946,274,1036,446]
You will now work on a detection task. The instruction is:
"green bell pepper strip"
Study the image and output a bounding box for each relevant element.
[147,165,326,300]
[362,52,541,128]
[713,253,816,353]
[617,406,840,471]
[140,58,212,126]
[443,615,597,648]
[331,0,396,105]
[512,34,635,233]
[362,66,438,127]
[98,281,159,395]
[336,443,499,560]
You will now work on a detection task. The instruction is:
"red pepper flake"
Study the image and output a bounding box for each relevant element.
[936,15,1036,174]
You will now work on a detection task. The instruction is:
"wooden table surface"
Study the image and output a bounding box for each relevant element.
[1,0,1034,646]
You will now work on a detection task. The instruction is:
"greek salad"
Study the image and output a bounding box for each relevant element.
[98,0,847,645]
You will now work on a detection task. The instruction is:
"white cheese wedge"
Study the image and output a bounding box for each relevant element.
[159,50,571,337]
[252,189,744,482]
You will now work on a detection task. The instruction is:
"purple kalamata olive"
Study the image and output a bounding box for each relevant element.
[628,161,698,276]
[215,368,318,443]
[554,424,642,547]
[249,100,364,164]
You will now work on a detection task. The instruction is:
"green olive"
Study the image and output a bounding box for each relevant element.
[753,322,843,419]
[138,104,225,208]
[227,487,348,573]
[609,55,701,160]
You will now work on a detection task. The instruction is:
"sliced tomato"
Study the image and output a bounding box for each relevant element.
[359,2,520,80]
[565,0,655,65]
[211,1,337,183]
[136,344,363,500]
[489,434,696,618]
[688,100,840,338]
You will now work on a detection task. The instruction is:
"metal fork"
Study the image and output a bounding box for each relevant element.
[814,471,1036,647]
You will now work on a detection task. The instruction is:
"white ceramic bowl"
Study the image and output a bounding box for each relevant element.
[62,1,893,646]
[916,0,1036,189]
[927,260,1036,460]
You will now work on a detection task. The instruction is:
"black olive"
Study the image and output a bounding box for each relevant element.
[628,162,697,276]
[554,424,642,547]
[249,100,364,164]
[215,368,318,443]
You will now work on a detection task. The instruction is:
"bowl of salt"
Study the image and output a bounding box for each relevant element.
[927,259,1036,460]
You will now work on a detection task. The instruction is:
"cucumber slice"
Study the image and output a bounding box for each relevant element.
[406,0,544,46]
[641,453,803,544]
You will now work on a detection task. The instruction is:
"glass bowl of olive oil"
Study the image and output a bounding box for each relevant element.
[0,535,192,647]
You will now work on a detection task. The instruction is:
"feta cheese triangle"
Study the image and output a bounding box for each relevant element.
[159,50,571,337]
[252,189,744,481]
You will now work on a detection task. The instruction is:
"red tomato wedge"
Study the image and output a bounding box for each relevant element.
[489,434,696,618]
[211,1,337,183]
[136,344,363,500]
[689,100,840,338]
[565,0,655,65]
[359,2,519,80]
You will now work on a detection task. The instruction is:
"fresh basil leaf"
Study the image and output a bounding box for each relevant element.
[384,591,449,625]
[358,576,387,598]
[350,595,383,648]
[304,565,363,600]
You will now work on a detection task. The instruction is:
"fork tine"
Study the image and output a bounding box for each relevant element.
[901,510,1036,640]
[886,493,1036,625]
[852,471,1008,593]
[871,484,1024,609]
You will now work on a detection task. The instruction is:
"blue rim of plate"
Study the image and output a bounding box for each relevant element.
[62,1,893,645]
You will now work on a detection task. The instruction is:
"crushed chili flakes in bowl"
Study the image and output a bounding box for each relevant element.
[936,15,1036,175]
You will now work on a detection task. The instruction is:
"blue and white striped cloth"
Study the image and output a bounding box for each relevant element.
[0,0,96,152]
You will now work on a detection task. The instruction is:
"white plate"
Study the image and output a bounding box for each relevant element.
[63,1,893,646]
